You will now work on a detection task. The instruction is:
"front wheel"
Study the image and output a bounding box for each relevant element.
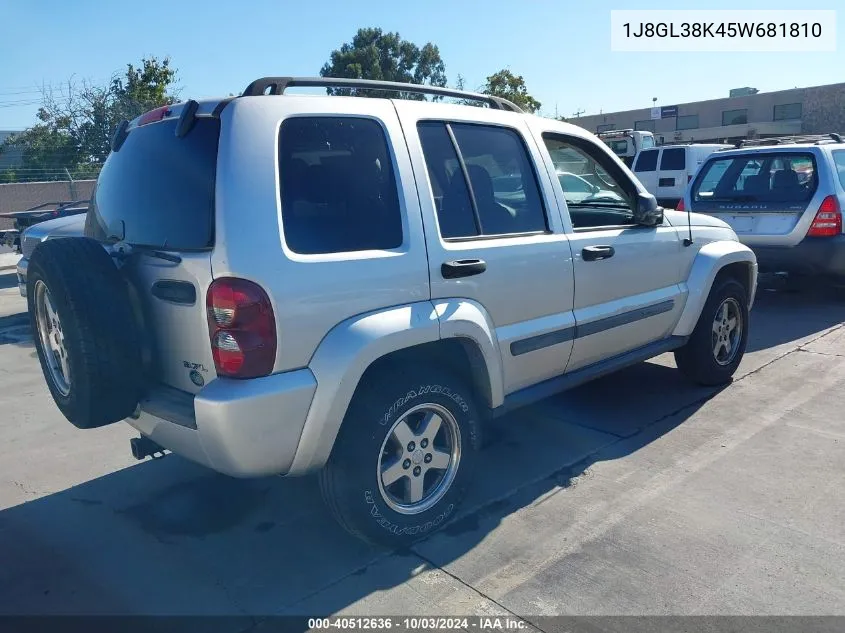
[674,277,749,386]
[319,365,482,547]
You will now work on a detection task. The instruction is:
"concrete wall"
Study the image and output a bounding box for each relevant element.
[0,180,95,230]
[573,82,845,144]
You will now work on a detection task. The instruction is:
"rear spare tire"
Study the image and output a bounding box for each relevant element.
[27,237,143,428]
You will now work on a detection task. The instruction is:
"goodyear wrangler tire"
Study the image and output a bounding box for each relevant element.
[27,237,143,429]
[319,364,482,547]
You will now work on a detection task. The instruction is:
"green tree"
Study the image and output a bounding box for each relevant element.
[481,69,541,114]
[319,27,447,99]
[1,57,178,183]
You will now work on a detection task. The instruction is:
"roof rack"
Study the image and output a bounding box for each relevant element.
[734,133,843,148]
[596,128,634,137]
[242,76,524,113]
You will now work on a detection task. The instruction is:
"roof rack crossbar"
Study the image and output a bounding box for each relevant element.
[736,132,843,148]
[241,76,524,113]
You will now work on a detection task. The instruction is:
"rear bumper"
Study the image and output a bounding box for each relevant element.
[751,235,845,278]
[127,369,317,478]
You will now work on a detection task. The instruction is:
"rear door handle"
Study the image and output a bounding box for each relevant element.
[441,259,487,279]
[582,245,615,262]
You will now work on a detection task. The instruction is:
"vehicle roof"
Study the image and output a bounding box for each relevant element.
[653,143,733,150]
[703,143,845,159]
[130,92,552,131]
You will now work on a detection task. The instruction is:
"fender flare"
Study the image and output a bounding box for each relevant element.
[673,240,758,337]
[287,299,504,475]
[433,298,505,409]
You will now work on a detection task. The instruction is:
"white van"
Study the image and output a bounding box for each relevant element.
[633,144,731,208]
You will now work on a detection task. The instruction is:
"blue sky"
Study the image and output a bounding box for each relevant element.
[0,0,842,130]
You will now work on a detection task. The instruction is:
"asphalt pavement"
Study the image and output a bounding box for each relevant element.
[0,272,843,626]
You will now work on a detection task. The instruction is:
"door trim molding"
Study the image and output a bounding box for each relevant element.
[509,298,675,356]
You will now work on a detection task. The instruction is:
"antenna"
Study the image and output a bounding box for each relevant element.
[683,208,694,247]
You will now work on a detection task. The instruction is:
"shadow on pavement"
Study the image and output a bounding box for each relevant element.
[747,277,845,353]
[0,361,715,618]
[0,278,841,619]
[0,272,19,291]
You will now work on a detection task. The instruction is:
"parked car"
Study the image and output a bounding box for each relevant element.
[21,76,757,546]
[681,134,845,285]
[633,144,732,209]
[0,200,89,253]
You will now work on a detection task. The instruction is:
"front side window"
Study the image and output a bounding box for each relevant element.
[544,134,635,229]
[722,109,748,126]
[640,135,656,149]
[417,122,547,238]
[692,152,817,204]
[634,149,658,172]
[278,117,402,254]
[660,148,686,171]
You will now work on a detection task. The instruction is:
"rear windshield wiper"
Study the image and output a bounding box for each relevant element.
[111,245,182,264]
[143,250,182,264]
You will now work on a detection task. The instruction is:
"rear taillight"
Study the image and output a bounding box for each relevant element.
[807,196,842,237]
[206,278,276,378]
[676,198,685,211]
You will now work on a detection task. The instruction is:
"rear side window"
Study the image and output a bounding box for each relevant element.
[278,117,402,255]
[692,153,818,204]
[833,150,845,189]
[85,117,219,249]
[660,148,685,171]
[417,122,547,238]
[634,149,658,172]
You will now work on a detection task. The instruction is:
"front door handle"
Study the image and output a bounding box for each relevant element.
[582,245,615,262]
[441,259,487,279]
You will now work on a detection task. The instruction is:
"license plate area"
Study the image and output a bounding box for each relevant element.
[727,216,754,233]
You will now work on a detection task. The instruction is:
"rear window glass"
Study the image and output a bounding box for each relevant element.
[607,140,629,155]
[634,149,658,172]
[692,153,817,204]
[278,117,402,254]
[85,117,219,249]
[834,150,845,190]
[660,148,685,171]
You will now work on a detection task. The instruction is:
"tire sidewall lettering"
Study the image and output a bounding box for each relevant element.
[379,383,470,427]
[365,489,455,536]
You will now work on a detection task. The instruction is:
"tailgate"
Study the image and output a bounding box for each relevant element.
[125,252,216,394]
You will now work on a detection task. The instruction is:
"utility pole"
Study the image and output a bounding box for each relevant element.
[573,108,585,118]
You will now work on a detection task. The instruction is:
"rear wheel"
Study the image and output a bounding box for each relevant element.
[675,277,749,386]
[319,365,482,547]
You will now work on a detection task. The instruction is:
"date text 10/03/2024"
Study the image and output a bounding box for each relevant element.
[308,617,530,630]
[622,22,822,38]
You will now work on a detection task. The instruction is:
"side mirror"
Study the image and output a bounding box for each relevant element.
[633,193,663,227]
